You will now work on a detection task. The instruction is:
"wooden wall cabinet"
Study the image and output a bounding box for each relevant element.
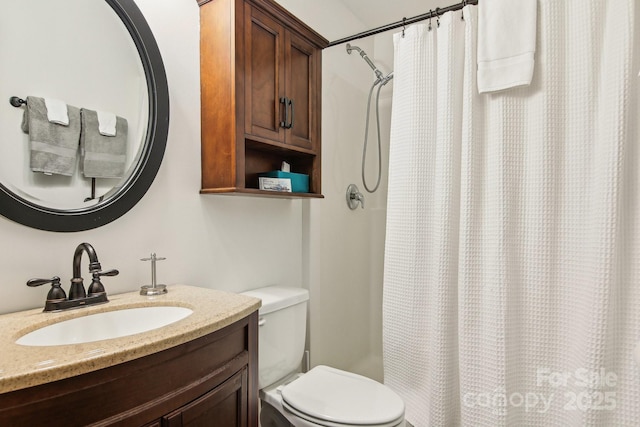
[198,0,328,198]
[0,312,259,427]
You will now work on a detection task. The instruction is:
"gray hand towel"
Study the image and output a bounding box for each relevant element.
[21,96,80,176]
[80,109,128,179]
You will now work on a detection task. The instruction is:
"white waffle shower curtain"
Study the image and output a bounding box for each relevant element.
[383,2,640,426]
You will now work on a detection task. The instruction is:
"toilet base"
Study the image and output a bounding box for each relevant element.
[260,400,294,427]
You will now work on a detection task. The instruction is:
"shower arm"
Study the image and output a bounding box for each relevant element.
[346,43,384,81]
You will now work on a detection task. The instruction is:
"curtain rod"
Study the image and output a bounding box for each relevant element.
[327,0,478,47]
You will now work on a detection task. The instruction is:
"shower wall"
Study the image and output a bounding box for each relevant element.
[305,38,391,381]
[272,0,393,381]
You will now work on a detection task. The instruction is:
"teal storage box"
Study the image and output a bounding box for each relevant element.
[258,171,309,193]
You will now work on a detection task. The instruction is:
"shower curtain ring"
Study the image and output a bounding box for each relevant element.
[461,0,466,20]
[428,10,433,31]
[402,17,406,37]
[436,8,441,27]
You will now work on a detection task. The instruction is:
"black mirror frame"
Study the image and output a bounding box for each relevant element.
[0,0,169,232]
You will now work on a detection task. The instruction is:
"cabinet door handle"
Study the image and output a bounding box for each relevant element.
[280,97,289,128]
[288,98,294,129]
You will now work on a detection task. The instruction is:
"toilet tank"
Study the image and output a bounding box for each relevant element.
[241,286,309,389]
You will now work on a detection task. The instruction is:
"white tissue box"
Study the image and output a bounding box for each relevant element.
[259,177,292,192]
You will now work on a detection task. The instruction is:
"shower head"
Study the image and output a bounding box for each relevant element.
[346,43,384,80]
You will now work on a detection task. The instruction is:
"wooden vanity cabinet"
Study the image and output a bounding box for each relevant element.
[198,0,328,198]
[0,311,258,427]
[161,367,247,426]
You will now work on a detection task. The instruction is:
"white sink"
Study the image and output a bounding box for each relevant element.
[16,306,193,346]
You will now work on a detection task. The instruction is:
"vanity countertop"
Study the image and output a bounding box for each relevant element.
[0,285,261,394]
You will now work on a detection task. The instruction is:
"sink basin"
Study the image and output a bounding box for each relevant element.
[16,306,193,346]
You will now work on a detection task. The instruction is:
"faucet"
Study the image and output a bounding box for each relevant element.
[70,242,101,299]
[27,242,119,312]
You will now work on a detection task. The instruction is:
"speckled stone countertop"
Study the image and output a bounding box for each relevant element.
[0,285,261,394]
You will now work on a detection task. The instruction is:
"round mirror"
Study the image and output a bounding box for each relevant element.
[0,0,169,232]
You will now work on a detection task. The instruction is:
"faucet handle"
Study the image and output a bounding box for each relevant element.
[97,269,119,277]
[87,269,119,296]
[26,276,67,302]
[27,276,60,288]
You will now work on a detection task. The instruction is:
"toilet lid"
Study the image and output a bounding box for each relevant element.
[281,365,405,426]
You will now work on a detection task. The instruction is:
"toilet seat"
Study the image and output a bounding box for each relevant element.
[279,365,405,427]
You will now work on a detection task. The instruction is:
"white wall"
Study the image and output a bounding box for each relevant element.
[0,0,303,315]
[0,0,395,384]
[273,0,392,381]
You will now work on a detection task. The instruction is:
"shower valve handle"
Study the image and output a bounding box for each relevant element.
[346,184,365,210]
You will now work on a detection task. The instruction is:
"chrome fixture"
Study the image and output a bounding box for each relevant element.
[346,44,393,194]
[346,43,384,81]
[27,242,118,312]
[140,253,167,296]
[347,184,365,210]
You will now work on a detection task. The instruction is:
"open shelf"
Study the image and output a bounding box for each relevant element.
[199,187,324,198]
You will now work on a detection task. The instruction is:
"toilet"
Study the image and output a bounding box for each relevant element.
[242,286,405,427]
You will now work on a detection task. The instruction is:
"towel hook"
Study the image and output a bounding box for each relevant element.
[402,17,406,37]
[84,178,105,203]
[428,10,433,31]
[9,96,26,108]
[436,8,441,27]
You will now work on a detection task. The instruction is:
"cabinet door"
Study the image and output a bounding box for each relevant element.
[162,369,248,427]
[284,31,318,151]
[244,4,286,143]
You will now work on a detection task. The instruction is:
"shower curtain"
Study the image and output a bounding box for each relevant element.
[383,2,640,426]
